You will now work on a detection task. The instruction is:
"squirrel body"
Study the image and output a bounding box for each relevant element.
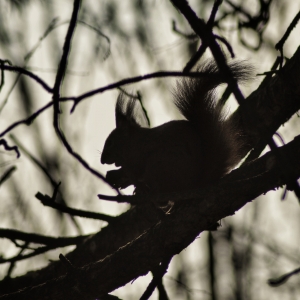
[101,61,251,195]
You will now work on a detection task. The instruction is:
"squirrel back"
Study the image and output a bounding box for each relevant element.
[101,61,251,195]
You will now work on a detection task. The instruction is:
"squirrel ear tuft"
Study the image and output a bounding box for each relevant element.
[116,110,129,128]
[115,92,149,129]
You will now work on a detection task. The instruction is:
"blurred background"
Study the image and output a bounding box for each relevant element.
[0,0,300,299]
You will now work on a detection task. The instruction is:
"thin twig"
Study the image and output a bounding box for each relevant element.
[77,20,111,60]
[9,135,86,232]
[172,20,197,39]
[140,257,172,300]
[0,60,12,93]
[0,246,57,264]
[51,0,119,193]
[275,10,300,50]
[36,192,114,222]
[268,266,300,287]
[0,19,62,113]
[0,65,53,93]
[0,101,53,138]
[207,0,223,28]
[9,134,56,186]
[275,10,300,67]
[0,139,20,158]
[183,43,207,72]
[64,71,234,112]
[4,242,29,279]
[214,35,235,58]
[0,166,17,186]
[97,193,143,205]
[0,228,89,247]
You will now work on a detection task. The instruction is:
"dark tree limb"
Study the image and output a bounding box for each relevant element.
[1,135,300,299]
[0,139,20,158]
[0,101,54,138]
[68,71,232,111]
[0,228,89,248]
[231,46,300,159]
[0,166,16,186]
[36,192,114,222]
[140,257,172,300]
[275,10,300,66]
[0,65,53,93]
[268,266,300,287]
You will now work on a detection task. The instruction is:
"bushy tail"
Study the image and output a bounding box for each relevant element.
[173,60,252,181]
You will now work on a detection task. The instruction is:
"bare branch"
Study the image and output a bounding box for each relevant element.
[0,101,53,138]
[0,65,53,93]
[36,192,114,222]
[1,135,300,298]
[0,228,89,248]
[68,71,227,112]
[268,266,300,287]
[0,166,16,186]
[0,139,20,158]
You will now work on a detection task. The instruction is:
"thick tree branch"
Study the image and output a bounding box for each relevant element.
[231,45,300,159]
[1,135,300,299]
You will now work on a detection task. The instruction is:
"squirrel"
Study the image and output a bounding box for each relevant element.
[101,61,251,196]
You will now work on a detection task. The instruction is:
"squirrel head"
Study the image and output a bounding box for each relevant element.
[101,93,149,167]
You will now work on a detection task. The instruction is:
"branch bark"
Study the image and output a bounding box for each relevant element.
[232,46,300,158]
[1,134,300,299]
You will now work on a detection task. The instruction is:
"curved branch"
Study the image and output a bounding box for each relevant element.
[0,228,89,248]
[0,101,53,138]
[63,71,235,112]
[0,65,53,93]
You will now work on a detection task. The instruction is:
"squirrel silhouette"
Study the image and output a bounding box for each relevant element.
[101,61,251,195]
